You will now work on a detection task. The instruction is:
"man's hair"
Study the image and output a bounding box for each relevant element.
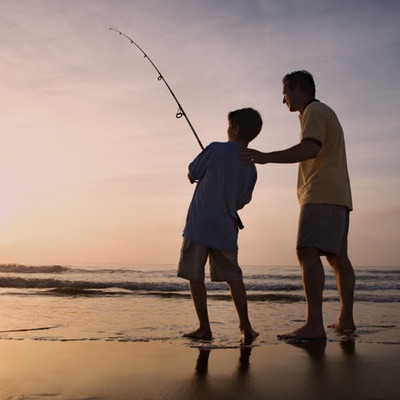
[228,107,263,143]
[283,70,316,97]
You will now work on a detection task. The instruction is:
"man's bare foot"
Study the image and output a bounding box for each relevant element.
[277,323,326,341]
[327,320,356,333]
[183,329,212,340]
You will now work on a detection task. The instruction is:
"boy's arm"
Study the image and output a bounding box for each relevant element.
[187,144,213,183]
[238,173,257,210]
[240,140,321,164]
[187,172,196,184]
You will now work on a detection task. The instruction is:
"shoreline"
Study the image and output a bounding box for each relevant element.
[1,339,399,399]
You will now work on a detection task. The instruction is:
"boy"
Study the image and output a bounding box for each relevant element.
[178,107,262,341]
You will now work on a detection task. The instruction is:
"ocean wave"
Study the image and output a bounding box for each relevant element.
[0,264,399,304]
[0,276,399,302]
[0,264,68,274]
[0,276,300,293]
[0,276,184,292]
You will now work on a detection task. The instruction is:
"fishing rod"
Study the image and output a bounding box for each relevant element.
[109,28,244,229]
[109,28,204,151]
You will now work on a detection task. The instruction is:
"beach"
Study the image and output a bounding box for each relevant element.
[1,340,399,400]
[0,263,399,399]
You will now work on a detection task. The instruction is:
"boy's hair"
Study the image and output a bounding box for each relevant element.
[228,107,263,143]
[283,70,316,97]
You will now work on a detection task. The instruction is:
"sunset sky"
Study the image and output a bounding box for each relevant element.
[1,0,399,267]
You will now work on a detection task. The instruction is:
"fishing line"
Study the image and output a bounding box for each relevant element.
[109,28,204,151]
[109,28,244,229]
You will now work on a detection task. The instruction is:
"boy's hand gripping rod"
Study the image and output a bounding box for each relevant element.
[109,28,244,229]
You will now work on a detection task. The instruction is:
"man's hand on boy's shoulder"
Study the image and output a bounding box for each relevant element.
[240,148,268,165]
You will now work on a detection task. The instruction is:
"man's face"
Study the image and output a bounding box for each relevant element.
[282,81,299,112]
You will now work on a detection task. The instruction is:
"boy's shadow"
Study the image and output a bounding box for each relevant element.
[195,348,211,378]
[195,346,252,377]
[191,345,254,398]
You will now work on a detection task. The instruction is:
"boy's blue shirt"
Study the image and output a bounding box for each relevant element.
[183,140,257,251]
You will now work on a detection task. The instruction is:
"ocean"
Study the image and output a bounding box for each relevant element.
[0,263,398,348]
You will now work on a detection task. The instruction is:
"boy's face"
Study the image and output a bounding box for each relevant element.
[227,121,239,140]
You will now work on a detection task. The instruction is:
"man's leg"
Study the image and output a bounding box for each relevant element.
[227,280,259,341]
[183,281,212,340]
[326,255,356,332]
[278,247,327,340]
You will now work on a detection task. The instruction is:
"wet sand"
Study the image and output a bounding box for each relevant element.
[0,340,399,399]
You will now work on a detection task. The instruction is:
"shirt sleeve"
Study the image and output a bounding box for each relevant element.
[301,105,327,145]
[189,143,218,180]
[188,145,213,181]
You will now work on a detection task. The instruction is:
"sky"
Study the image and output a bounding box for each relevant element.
[0,0,399,267]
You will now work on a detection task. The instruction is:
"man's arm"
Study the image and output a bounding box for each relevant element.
[240,140,321,164]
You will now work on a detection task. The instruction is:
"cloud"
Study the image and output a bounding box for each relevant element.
[0,0,399,265]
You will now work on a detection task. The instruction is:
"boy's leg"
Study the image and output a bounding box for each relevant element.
[227,280,259,341]
[209,248,258,341]
[178,239,212,339]
[183,281,212,340]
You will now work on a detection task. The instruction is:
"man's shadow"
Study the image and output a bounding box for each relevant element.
[285,336,356,374]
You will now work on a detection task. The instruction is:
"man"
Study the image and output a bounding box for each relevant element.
[241,71,356,340]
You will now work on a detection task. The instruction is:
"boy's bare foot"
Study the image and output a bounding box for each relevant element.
[242,328,259,341]
[277,323,326,341]
[327,320,356,333]
[241,329,259,345]
[183,329,212,340]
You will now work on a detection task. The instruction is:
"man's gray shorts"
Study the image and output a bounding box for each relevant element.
[296,204,350,256]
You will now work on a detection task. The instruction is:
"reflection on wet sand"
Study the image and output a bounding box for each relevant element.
[189,345,254,399]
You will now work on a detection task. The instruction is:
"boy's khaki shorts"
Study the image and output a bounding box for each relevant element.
[296,204,350,256]
[177,238,243,282]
